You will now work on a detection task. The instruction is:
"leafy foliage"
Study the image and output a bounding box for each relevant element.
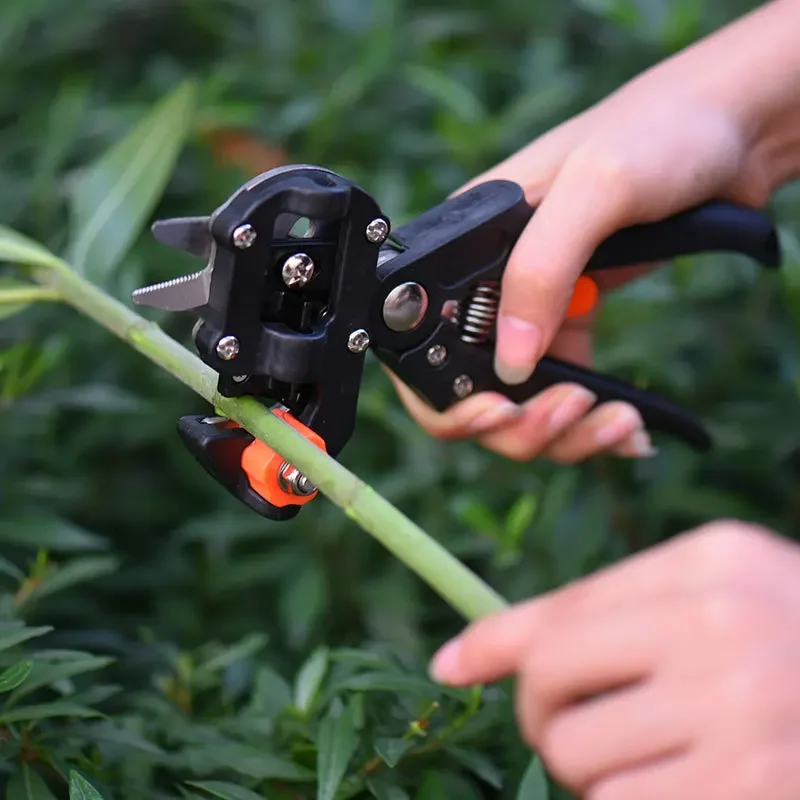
[1,0,798,798]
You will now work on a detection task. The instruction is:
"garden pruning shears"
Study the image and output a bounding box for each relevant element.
[132,165,781,520]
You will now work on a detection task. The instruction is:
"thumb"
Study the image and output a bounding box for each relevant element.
[494,154,635,385]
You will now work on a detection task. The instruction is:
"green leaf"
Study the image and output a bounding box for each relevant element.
[7,655,114,704]
[0,660,32,693]
[516,756,549,800]
[0,227,66,272]
[0,701,103,724]
[7,765,57,800]
[293,645,328,714]
[402,64,484,123]
[374,737,414,768]
[186,782,266,800]
[183,743,314,782]
[66,81,197,283]
[0,626,53,653]
[17,556,119,610]
[69,771,104,800]
[367,778,411,800]
[195,632,268,679]
[447,747,503,789]
[317,702,359,800]
[0,555,24,583]
[0,516,108,552]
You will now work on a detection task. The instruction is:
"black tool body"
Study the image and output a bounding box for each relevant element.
[136,166,781,519]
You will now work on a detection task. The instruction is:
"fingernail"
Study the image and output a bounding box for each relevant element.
[494,316,542,386]
[595,405,644,447]
[430,639,461,683]
[548,387,597,434]
[470,401,524,434]
[620,429,659,458]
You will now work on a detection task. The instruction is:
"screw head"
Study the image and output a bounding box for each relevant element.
[366,218,389,244]
[282,253,315,288]
[232,224,257,249]
[216,335,240,361]
[347,328,370,353]
[278,463,317,496]
[232,374,249,383]
[426,344,447,366]
[453,374,474,398]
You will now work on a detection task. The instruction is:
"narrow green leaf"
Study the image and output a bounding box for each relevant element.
[447,747,503,789]
[69,771,104,800]
[317,702,359,800]
[17,557,119,610]
[66,81,197,283]
[374,737,414,768]
[183,743,314,781]
[7,655,114,704]
[402,64,484,123]
[0,660,32,693]
[0,626,53,654]
[195,632,268,678]
[367,778,411,800]
[0,701,103,724]
[293,645,328,714]
[0,516,108,552]
[7,765,57,800]
[0,226,66,271]
[516,756,549,800]
[0,555,25,583]
[186,781,266,800]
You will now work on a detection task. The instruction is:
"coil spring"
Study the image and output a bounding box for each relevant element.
[455,280,501,344]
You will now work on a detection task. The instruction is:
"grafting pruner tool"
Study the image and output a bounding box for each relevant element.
[132,165,781,520]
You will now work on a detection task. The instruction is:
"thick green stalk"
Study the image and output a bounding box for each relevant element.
[31,258,508,622]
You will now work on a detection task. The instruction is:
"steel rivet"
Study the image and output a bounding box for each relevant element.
[347,329,370,353]
[453,374,474,398]
[216,335,240,361]
[232,223,257,249]
[366,218,389,244]
[278,462,317,496]
[426,344,447,366]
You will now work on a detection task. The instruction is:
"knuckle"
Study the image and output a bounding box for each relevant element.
[567,145,637,214]
[695,519,774,585]
[537,719,582,788]
[698,586,762,645]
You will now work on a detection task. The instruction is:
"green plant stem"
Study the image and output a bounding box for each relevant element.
[0,286,61,303]
[30,258,508,622]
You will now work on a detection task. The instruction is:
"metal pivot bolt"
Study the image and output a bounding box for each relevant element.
[282,253,315,288]
[382,282,429,332]
[453,374,474,398]
[278,462,317,496]
[426,344,447,366]
[347,329,370,353]
[366,218,389,244]
[232,223,257,249]
[216,335,240,361]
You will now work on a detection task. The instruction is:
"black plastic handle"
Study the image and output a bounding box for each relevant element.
[585,200,780,271]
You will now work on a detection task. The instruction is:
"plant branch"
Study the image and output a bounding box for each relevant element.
[24,252,507,622]
[0,287,61,304]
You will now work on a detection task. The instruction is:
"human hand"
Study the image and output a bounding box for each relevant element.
[388,0,800,464]
[430,521,800,799]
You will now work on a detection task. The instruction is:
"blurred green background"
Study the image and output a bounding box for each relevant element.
[2,0,800,798]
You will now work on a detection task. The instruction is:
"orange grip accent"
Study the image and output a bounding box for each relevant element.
[566,275,599,319]
[240,408,327,508]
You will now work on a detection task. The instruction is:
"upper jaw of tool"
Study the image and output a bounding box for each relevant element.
[131,216,216,313]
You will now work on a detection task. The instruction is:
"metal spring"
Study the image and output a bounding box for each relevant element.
[456,280,501,344]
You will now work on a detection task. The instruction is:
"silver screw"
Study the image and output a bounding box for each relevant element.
[282,253,315,288]
[382,282,429,332]
[278,462,317,496]
[366,218,389,244]
[426,344,447,366]
[232,374,249,383]
[347,329,370,353]
[453,374,474,398]
[232,223,257,249]
[216,335,240,361]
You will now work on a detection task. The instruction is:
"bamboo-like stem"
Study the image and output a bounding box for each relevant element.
[26,255,507,622]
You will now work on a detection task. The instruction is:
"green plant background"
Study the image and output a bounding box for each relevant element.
[2,0,800,798]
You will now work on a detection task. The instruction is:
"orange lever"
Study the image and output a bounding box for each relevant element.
[565,275,599,319]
